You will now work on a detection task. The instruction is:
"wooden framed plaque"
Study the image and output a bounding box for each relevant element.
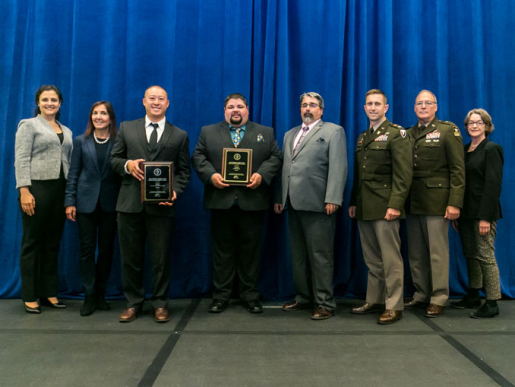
[140,161,174,203]
[221,148,252,185]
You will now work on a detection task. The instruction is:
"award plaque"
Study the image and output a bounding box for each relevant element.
[140,161,174,203]
[221,148,252,185]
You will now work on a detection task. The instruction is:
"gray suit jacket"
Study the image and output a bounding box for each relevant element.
[191,121,282,210]
[15,115,73,188]
[276,120,347,212]
[110,118,190,217]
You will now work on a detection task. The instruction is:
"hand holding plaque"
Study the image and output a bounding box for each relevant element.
[221,148,252,185]
[140,161,174,203]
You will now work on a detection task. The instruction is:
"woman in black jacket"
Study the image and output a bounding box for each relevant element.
[451,109,503,318]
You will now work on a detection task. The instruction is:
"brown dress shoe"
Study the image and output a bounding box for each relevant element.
[311,306,334,320]
[154,307,170,323]
[350,302,384,315]
[404,298,429,309]
[282,300,310,311]
[119,308,137,323]
[425,303,445,318]
[378,310,402,325]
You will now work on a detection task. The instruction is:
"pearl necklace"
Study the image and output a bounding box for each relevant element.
[93,131,110,144]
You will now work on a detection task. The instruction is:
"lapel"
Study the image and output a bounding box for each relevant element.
[237,121,255,149]
[220,122,236,148]
[85,135,100,174]
[466,138,488,165]
[137,119,151,160]
[362,118,391,146]
[152,121,174,161]
[415,117,439,139]
[293,120,323,158]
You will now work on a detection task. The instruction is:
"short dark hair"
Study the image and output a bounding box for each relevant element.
[464,108,495,136]
[224,93,248,107]
[365,89,387,104]
[84,101,117,139]
[34,85,63,121]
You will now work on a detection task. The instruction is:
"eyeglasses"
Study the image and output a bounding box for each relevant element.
[415,101,437,107]
[301,103,320,109]
[467,121,485,127]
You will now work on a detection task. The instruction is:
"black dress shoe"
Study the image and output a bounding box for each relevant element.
[24,303,41,314]
[209,299,228,313]
[40,298,67,309]
[246,299,263,314]
[80,295,97,316]
[450,296,481,309]
[470,302,499,319]
[96,295,110,311]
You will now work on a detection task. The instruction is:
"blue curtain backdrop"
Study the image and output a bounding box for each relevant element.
[1,0,514,300]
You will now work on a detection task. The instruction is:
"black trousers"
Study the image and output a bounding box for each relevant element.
[118,211,175,310]
[210,207,265,302]
[19,178,66,302]
[77,204,117,296]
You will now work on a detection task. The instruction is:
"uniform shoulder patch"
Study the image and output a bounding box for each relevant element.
[453,127,461,137]
[400,129,406,138]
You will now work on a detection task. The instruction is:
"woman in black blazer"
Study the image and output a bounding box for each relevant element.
[65,101,121,316]
[15,85,73,314]
[451,109,503,318]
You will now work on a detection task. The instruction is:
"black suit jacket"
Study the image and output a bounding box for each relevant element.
[111,118,190,217]
[191,121,282,210]
[461,138,503,221]
[65,134,121,213]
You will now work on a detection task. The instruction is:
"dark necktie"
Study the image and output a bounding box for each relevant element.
[149,123,158,152]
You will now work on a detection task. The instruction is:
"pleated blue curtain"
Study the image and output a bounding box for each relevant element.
[1,0,514,299]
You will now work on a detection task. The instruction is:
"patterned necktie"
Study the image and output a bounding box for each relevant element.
[233,127,242,147]
[149,123,158,152]
[293,126,309,156]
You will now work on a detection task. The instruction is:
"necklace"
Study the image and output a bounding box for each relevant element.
[93,131,110,144]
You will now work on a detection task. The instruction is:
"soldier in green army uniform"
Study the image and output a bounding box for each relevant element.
[349,89,413,325]
[404,90,465,318]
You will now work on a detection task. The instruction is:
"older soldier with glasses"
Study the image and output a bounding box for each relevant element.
[404,90,465,318]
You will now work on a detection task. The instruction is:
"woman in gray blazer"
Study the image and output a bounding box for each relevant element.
[14,85,73,314]
[451,109,503,318]
[64,101,120,316]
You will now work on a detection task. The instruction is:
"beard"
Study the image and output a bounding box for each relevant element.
[230,115,242,125]
[303,113,314,123]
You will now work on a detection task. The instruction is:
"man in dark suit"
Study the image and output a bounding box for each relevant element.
[275,92,347,320]
[404,90,465,318]
[348,89,412,325]
[192,93,281,314]
[111,86,190,323]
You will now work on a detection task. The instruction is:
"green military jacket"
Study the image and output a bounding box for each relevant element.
[406,117,465,215]
[350,119,413,220]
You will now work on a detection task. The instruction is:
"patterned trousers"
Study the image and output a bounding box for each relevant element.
[458,219,501,300]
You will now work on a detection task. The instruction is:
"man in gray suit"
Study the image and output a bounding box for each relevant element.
[111,86,190,323]
[275,92,347,320]
[192,93,282,314]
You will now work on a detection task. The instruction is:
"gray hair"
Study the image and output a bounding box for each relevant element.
[300,92,324,109]
[416,90,438,104]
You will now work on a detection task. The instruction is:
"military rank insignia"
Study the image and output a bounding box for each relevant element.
[257,134,265,142]
[374,135,388,142]
[453,128,461,137]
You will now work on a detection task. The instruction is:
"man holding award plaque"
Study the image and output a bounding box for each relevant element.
[192,93,282,314]
[275,92,347,320]
[111,86,190,323]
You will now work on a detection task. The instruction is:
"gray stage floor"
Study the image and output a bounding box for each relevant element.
[0,298,514,387]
